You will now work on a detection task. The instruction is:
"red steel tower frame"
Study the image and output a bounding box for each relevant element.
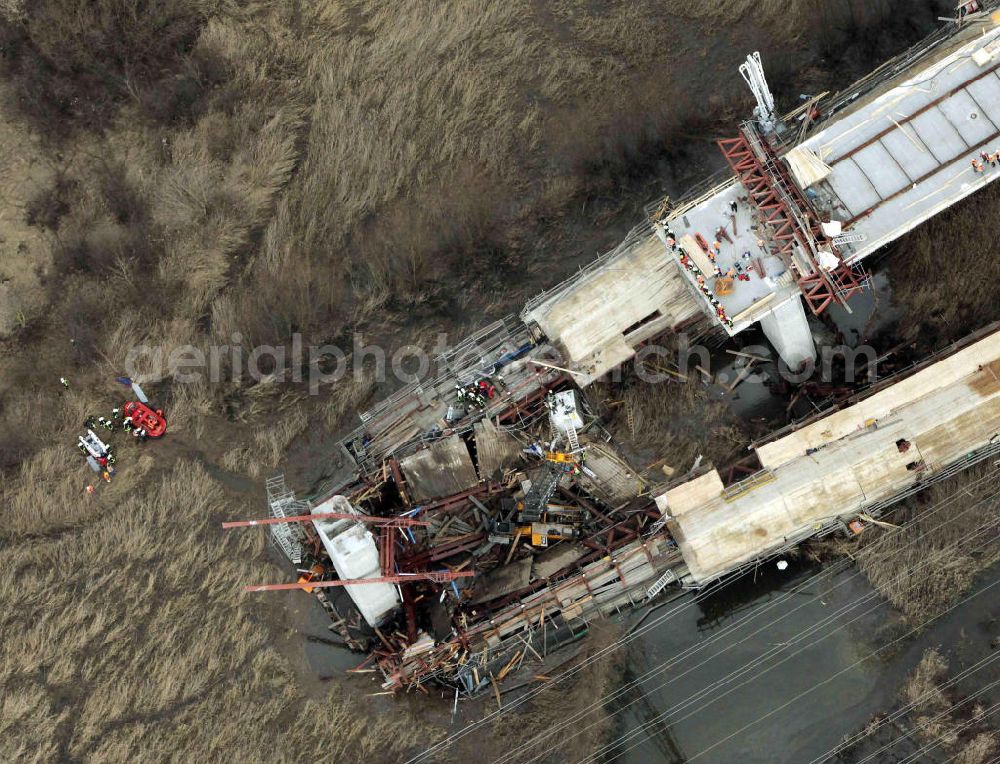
[717,127,865,315]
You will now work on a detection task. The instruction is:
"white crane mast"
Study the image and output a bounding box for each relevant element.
[739,51,777,133]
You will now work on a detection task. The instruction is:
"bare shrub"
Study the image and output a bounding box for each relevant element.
[0,0,214,132]
[893,650,1000,760]
[903,649,949,712]
[955,732,999,764]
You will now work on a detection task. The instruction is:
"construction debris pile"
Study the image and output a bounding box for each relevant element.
[239,372,684,696]
[231,18,1000,698]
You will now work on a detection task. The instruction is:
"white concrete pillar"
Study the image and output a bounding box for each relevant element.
[759,296,817,370]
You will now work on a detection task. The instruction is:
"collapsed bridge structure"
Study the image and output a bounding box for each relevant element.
[241,8,1000,696]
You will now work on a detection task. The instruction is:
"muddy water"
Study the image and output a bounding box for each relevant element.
[710,270,901,425]
[610,561,1000,763]
[825,271,901,347]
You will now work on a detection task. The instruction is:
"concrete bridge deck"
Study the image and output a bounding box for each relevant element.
[518,15,1000,376]
[803,24,1000,261]
[656,19,1000,343]
[660,324,1000,584]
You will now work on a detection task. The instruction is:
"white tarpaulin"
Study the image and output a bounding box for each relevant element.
[817,249,840,271]
[821,220,843,238]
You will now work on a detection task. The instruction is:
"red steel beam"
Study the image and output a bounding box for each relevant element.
[380,525,396,575]
[719,128,867,316]
[400,533,487,567]
[244,570,473,593]
[828,59,1000,165]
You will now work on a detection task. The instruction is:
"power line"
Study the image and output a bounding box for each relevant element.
[814,651,1000,763]
[494,471,1000,764]
[405,572,732,762]
[849,672,1000,764]
[574,518,1000,764]
[411,468,1000,764]
[897,700,1000,764]
[600,540,1000,764]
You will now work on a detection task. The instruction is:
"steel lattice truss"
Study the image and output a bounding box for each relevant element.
[717,129,865,315]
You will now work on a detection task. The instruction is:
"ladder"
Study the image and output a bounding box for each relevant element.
[548,409,580,452]
[564,423,580,452]
[521,462,563,522]
[774,270,796,288]
[832,231,867,246]
[645,515,668,538]
[266,475,306,565]
[645,569,677,601]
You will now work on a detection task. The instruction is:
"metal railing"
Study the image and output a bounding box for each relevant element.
[643,168,737,225]
[804,2,1000,138]
[521,221,652,315]
[751,320,1000,449]
[861,440,1000,517]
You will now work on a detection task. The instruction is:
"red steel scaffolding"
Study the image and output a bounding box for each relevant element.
[717,125,865,315]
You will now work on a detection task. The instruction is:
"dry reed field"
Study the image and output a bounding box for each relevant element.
[881,181,1000,351]
[0,460,436,761]
[855,465,1000,623]
[487,622,627,762]
[837,649,999,763]
[591,368,750,471]
[0,0,966,760]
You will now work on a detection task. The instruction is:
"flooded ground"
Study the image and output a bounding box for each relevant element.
[611,560,1000,763]
[826,272,901,348]
[711,268,902,427]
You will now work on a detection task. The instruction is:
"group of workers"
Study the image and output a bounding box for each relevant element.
[85,409,149,440]
[678,251,735,328]
[76,439,117,466]
[662,198,762,330]
[455,378,498,410]
[706,251,755,283]
[666,218,745,329]
[971,150,1000,174]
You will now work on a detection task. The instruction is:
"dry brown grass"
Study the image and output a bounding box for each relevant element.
[0,1,962,760]
[856,465,1000,622]
[488,621,626,762]
[591,370,750,471]
[0,459,439,761]
[882,181,1000,351]
[223,405,309,477]
[955,733,1000,764]
[899,650,999,762]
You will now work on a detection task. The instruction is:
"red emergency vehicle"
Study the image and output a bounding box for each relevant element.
[123,401,167,438]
